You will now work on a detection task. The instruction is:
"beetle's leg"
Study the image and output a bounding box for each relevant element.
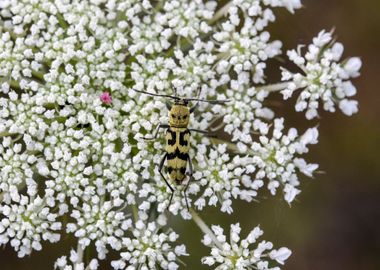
[143,124,169,140]
[189,128,217,138]
[165,101,172,111]
[158,153,175,209]
[183,157,194,211]
[188,128,208,134]
[190,102,199,114]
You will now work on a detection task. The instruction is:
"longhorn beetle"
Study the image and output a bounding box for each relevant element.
[132,89,230,210]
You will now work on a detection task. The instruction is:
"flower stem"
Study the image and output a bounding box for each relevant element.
[32,70,45,81]
[209,1,233,25]
[132,205,139,222]
[256,82,291,92]
[0,131,16,137]
[9,80,21,90]
[210,137,240,152]
[190,208,223,250]
[57,13,68,29]
[75,243,84,270]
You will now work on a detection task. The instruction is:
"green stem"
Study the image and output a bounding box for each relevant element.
[0,131,16,137]
[132,205,139,222]
[75,242,84,270]
[9,80,21,90]
[12,134,23,143]
[153,0,165,13]
[256,82,291,92]
[210,137,240,153]
[57,13,68,29]
[32,70,45,81]
[190,208,223,250]
[209,1,233,25]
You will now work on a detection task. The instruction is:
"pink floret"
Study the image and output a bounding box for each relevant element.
[100,92,112,105]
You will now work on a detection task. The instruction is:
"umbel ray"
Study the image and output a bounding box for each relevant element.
[132,88,230,210]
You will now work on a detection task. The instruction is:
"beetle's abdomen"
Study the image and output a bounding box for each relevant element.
[165,128,190,183]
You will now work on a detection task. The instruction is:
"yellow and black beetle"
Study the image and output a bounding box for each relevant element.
[132,89,229,210]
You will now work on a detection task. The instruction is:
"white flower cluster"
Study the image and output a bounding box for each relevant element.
[66,201,132,259]
[55,249,99,270]
[0,196,61,258]
[111,215,188,270]
[202,223,291,269]
[281,30,362,119]
[220,85,274,143]
[247,118,319,203]
[161,0,215,39]
[0,0,361,269]
[0,139,37,203]
[193,143,257,214]
[214,1,282,84]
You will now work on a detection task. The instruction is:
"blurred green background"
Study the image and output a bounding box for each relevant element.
[1,0,379,269]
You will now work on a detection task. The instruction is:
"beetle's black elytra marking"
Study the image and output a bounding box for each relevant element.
[179,130,190,146]
[167,130,176,146]
[167,149,189,161]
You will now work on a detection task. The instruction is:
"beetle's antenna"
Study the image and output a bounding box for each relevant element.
[131,89,180,100]
[196,87,202,99]
[184,97,230,104]
[131,88,230,104]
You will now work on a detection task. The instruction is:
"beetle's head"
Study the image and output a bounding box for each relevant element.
[169,100,190,127]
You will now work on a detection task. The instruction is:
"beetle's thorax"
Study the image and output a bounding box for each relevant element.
[169,104,190,128]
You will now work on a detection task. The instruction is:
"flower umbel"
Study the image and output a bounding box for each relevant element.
[111,215,188,270]
[201,223,291,270]
[281,30,362,119]
[0,0,361,269]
